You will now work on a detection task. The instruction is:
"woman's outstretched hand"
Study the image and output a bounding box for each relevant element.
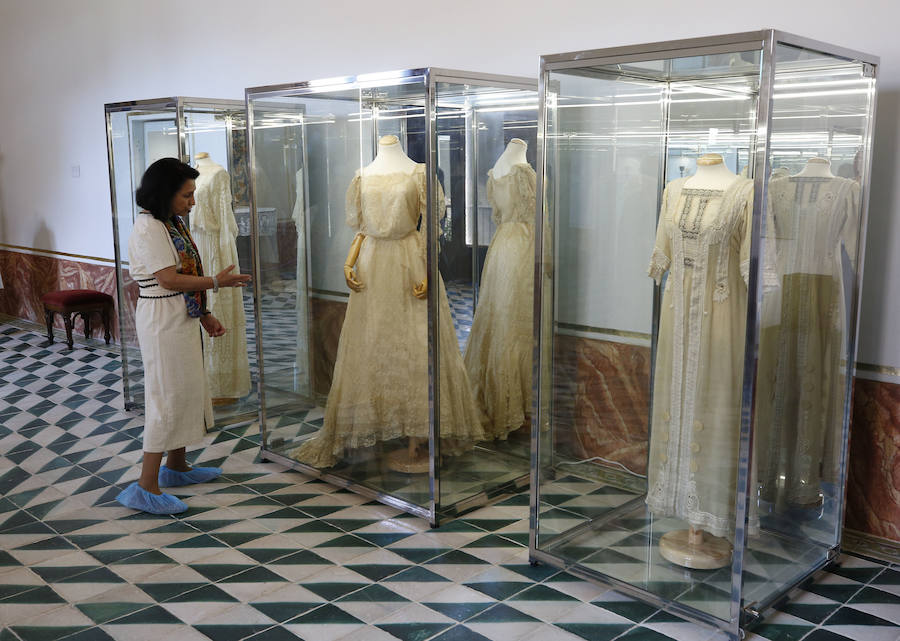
[201,314,226,337]
[216,265,251,288]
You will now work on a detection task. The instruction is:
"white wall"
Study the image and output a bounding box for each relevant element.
[0,0,898,367]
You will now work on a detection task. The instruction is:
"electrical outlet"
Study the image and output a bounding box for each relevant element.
[71,165,80,178]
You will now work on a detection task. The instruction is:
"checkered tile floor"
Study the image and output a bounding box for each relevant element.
[2,322,899,641]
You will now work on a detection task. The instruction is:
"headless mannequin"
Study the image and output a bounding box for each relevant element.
[193,152,243,405]
[342,135,430,473]
[362,135,418,176]
[492,138,528,178]
[794,157,835,178]
[658,152,739,570]
[195,152,220,171]
[684,153,739,190]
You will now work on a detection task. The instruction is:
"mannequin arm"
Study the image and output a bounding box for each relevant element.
[413,275,427,300]
[343,233,365,292]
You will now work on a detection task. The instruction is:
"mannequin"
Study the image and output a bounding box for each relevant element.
[362,135,419,176]
[291,135,484,472]
[647,151,756,570]
[491,138,529,179]
[684,153,740,190]
[464,139,537,441]
[360,136,427,472]
[794,157,835,178]
[190,152,251,403]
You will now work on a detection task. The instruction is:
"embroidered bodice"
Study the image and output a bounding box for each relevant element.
[346,164,444,241]
[768,175,859,276]
[486,163,536,225]
[192,167,237,238]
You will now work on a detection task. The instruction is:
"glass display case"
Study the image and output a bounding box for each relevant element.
[247,69,538,524]
[530,31,878,638]
[105,97,258,428]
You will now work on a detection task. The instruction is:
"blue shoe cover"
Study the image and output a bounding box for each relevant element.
[159,465,222,487]
[116,482,187,514]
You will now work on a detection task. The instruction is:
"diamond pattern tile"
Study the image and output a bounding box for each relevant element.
[0,322,898,641]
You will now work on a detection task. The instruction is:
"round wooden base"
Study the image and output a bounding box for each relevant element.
[386,448,430,474]
[659,530,732,569]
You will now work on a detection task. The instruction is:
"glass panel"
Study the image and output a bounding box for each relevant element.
[253,77,438,511]
[748,43,875,607]
[181,102,258,426]
[433,82,539,518]
[536,49,762,622]
[107,103,178,411]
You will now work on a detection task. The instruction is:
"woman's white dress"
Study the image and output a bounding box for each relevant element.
[646,177,760,538]
[292,164,485,468]
[756,175,859,506]
[190,165,251,400]
[464,163,537,440]
[128,213,213,453]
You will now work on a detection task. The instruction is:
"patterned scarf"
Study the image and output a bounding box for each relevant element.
[164,215,206,318]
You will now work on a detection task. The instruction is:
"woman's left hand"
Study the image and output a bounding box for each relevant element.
[201,314,226,337]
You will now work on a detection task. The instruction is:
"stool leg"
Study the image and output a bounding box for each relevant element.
[103,306,112,345]
[83,312,92,341]
[44,310,55,344]
[63,313,74,349]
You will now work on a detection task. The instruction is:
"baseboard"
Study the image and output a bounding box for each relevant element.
[843,528,900,564]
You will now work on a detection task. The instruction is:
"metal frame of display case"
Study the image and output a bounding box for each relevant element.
[104,96,256,427]
[529,30,879,640]
[246,68,538,526]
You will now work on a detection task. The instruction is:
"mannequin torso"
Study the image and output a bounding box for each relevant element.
[794,157,835,178]
[196,154,225,175]
[363,135,418,176]
[491,139,529,178]
[684,153,740,190]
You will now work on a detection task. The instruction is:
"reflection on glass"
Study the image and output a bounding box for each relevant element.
[464,138,537,441]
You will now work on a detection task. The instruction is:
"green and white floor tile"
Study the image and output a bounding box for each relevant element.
[2,322,900,641]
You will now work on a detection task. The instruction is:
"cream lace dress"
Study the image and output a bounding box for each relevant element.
[292,164,485,468]
[646,177,763,538]
[464,163,537,440]
[190,165,251,400]
[757,175,859,507]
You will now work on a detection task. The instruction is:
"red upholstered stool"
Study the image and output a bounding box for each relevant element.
[40,289,114,349]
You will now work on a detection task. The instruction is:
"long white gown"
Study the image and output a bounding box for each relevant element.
[190,165,251,400]
[646,177,762,538]
[128,213,213,452]
[464,163,536,440]
[292,164,485,468]
[757,175,859,506]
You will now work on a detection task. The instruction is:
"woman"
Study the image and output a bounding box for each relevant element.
[117,157,250,514]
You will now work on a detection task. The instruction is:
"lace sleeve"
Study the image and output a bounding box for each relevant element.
[345,172,362,231]
[514,165,537,224]
[487,173,500,226]
[841,180,861,266]
[647,187,672,285]
[417,166,446,261]
[217,170,237,239]
[738,183,779,292]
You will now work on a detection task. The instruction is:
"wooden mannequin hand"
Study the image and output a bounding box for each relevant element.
[344,265,364,292]
[200,314,226,337]
[413,276,428,300]
[216,265,251,288]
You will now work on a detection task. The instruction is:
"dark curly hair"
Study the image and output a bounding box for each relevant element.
[135,157,199,221]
